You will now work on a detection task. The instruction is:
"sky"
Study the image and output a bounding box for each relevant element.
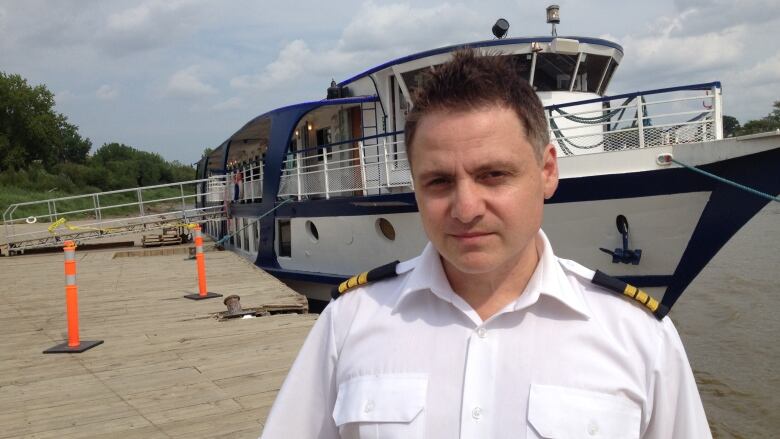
[2,0,778,164]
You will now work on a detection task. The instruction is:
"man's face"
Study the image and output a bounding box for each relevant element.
[410,106,558,278]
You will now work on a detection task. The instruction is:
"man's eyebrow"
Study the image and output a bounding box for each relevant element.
[469,160,522,174]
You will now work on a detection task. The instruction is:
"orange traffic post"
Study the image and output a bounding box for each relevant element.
[44,241,103,354]
[184,225,222,300]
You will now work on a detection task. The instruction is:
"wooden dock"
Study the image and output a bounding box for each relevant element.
[0,241,316,438]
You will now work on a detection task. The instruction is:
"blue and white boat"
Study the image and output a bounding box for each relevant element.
[195,16,780,309]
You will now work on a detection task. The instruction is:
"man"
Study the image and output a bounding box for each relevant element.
[260,50,711,438]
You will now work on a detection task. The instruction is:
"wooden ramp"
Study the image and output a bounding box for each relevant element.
[0,245,316,438]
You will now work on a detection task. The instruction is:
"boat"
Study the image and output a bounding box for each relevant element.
[194,7,780,310]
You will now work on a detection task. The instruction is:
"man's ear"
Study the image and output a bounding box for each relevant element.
[541,143,559,200]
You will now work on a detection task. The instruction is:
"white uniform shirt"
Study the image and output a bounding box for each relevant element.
[260,231,711,439]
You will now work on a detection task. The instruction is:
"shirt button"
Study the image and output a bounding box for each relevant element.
[476,327,487,338]
[364,400,375,413]
[587,420,599,435]
[471,406,482,419]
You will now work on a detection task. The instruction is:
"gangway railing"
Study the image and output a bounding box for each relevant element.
[2,176,228,255]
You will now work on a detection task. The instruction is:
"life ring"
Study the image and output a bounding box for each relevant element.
[25,216,37,224]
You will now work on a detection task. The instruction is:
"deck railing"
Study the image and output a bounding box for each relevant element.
[223,161,264,203]
[209,83,725,203]
[546,82,722,155]
[278,135,412,200]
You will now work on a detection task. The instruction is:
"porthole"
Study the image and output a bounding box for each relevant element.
[306,220,319,242]
[376,218,396,241]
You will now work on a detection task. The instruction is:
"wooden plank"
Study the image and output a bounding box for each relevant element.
[0,246,315,438]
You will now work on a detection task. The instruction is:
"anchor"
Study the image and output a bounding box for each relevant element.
[600,215,642,265]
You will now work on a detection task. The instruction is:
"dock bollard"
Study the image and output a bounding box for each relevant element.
[44,240,103,354]
[184,225,222,300]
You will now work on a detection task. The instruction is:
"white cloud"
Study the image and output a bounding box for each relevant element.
[99,0,202,56]
[231,2,483,92]
[231,39,314,90]
[212,97,244,111]
[737,54,780,85]
[96,84,119,100]
[166,65,217,98]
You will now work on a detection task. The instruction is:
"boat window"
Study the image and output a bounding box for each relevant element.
[278,219,291,257]
[597,59,619,95]
[400,67,430,99]
[510,54,533,82]
[241,218,250,250]
[533,53,578,91]
[572,54,611,93]
[252,220,260,252]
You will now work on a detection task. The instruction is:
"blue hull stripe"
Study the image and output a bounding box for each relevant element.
[226,148,780,309]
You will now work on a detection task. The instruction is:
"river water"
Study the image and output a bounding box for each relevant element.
[671,203,779,438]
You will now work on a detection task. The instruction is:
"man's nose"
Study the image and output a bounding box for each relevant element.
[451,180,485,223]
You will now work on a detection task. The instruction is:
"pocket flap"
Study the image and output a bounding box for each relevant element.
[333,374,427,426]
[528,384,641,439]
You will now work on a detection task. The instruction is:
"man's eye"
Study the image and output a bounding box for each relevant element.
[426,178,448,187]
[480,171,508,182]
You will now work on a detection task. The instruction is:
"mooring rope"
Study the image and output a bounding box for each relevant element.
[671,158,780,203]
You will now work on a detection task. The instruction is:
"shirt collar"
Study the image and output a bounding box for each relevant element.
[393,230,591,320]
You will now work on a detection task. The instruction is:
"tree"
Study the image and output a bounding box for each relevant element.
[722,115,740,137]
[737,101,780,136]
[0,71,91,170]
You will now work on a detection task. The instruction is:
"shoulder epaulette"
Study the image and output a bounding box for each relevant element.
[591,270,670,320]
[331,260,400,300]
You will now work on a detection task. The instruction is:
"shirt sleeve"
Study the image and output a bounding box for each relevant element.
[642,318,712,438]
[260,303,340,439]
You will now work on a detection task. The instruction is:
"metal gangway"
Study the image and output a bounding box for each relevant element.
[2,176,228,255]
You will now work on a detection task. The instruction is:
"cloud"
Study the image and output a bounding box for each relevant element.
[96,84,119,100]
[671,0,780,36]
[165,65,217,98]
[98,0,202,56]
[212,97,244,111]
[337,1,482,53]
[738,54,780,85]
[230,2,484,92]
[231,39,315,90]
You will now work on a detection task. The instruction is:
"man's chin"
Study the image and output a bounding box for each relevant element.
[441,253,500,276]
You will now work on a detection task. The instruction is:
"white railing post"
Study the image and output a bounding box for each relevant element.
[92,194,99,222]
[357,141,368,196]
[713,85,723,140]
[637,97,646,148]
[137,188,145,216]
[382,138,391,189]
[322,148,330,199]
[295,152,302,200]
[180,184,187,212]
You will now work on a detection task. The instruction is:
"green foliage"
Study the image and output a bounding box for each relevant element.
[722,115,740,137]
[0,72,92,171]
[0,71,196,218]
[733,101,780,136]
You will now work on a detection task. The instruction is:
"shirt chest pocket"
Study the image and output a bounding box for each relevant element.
[527,384,642,439]
[333,374,428,439]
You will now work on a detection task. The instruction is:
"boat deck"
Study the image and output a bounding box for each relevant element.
[0,240,315,438]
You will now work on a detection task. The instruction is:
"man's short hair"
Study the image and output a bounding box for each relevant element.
[404,49,550,162]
